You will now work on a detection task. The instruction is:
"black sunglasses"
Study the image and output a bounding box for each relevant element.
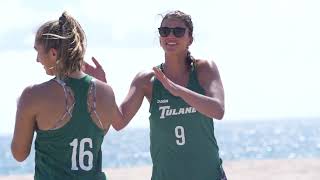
[158,27,186,38]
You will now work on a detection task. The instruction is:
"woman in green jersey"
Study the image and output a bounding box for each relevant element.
[87,10,227,180]
[11,12,122,180]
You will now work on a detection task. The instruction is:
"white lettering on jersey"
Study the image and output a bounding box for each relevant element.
[159,106,196,119]
[157,99,169,104]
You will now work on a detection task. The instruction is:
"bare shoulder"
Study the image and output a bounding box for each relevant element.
[19,85,35,104]
[20,81,52,99]
[133,69,154,84]
[195,59,219,73]
[131,69,155,99]
[195,59,222,87]
[94,80,115,98]
[18,81,52,110]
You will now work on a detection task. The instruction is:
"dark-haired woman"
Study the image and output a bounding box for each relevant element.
[87,10,227,180]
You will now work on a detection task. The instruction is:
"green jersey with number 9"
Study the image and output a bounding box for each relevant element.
[34,76,106,180]
[149,64,223,180]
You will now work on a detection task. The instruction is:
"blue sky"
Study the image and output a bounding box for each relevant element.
[1,0,320,135]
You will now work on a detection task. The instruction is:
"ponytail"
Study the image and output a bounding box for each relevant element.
[186,51,195,69]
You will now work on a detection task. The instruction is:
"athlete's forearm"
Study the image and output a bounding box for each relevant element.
[177,86,224,120]
[112,85,145,131]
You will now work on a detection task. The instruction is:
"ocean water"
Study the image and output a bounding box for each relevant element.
[1,118,319,175]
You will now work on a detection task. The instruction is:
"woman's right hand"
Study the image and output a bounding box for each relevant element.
[84,57,107,83]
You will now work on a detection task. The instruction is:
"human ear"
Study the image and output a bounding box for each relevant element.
[50,48,57,57]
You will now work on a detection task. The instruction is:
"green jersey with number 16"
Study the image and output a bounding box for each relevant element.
[34,76,106,180]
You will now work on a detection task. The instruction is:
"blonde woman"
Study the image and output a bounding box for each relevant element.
[11,12,121,180]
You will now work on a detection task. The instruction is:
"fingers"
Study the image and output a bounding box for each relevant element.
[153,67,167,83]
[152,67,161,79]
[84,61,90,68]
[152,67,159,74]
[81,63,86,71]
[153,67,163,75]
[91,57,102,68]
[84,61,94,72]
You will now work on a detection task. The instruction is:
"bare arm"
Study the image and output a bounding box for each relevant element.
[153,60,225,120]
[98,83,125,131]
[84,57,152,130]
[11,86,36,162]
[112,71,151,130]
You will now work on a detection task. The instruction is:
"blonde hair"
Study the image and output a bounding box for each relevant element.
[35,11,87,79]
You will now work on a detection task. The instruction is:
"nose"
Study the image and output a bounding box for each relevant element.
[166,31,176,38]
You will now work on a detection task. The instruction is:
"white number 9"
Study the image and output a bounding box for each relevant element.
[175,126,185,145]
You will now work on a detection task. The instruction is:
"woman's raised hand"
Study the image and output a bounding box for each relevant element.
[83,57,107,83]
[153,67,180,97]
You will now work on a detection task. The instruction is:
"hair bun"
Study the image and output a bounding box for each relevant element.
[59,12,67,26]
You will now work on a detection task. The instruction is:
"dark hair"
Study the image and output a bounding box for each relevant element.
[35,11,86,79]
[161,10,195,68]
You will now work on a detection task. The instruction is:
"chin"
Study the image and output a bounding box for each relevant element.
[165,49,178,54]
[45,71,55,76]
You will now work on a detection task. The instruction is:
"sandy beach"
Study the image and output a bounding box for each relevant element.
[1,158,319,180]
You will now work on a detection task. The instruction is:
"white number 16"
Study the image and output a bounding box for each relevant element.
[69,138,93,171]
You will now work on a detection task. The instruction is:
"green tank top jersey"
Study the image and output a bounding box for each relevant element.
[34,75,107,180]
[149,64,223,180]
